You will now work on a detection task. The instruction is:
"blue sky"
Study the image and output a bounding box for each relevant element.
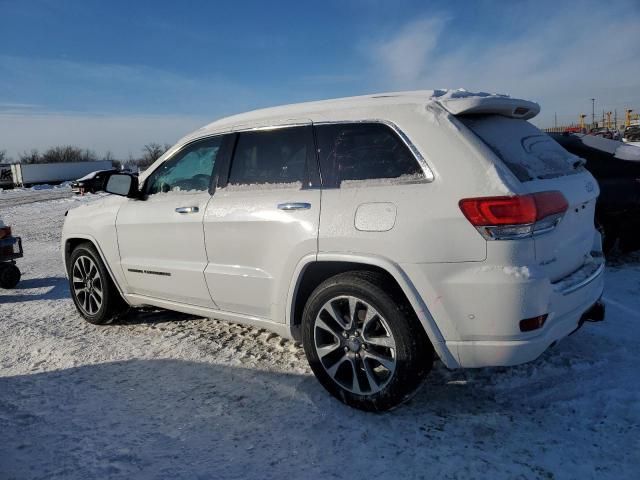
[1,0,639,159]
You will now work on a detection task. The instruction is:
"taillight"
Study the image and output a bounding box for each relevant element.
[0,226,11,240]
[459,191,568,240]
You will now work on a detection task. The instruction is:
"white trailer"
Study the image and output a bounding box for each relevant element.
[10,161,113,187]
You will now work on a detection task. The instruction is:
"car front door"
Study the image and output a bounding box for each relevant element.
[116,135,228,308]
[203,124,320,321]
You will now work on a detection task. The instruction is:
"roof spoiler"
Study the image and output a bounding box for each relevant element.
[436,94,540,120]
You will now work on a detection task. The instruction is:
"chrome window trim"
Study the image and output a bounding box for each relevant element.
[195,119,436,183]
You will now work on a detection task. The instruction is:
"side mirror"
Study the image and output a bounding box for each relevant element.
[105,173,139,198]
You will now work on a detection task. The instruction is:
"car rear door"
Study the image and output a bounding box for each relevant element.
[202,124,320,320]
[115,136,228,307]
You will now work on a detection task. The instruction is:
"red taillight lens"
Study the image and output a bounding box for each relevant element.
[459,196,537,226]
[533,191,569,219]
[459,191,568,239]
[0,226,11,240]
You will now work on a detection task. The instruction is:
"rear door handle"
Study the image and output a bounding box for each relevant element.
[175,206,199,214]
[277,202,311,211]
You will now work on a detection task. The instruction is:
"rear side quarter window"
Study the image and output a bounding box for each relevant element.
[315,123,425,188]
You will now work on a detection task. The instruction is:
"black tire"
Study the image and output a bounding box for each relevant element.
[68,242,128,324]
[596,220,616,255]
[618,229,640,253]
[0,263,21,288]
[302,271,433,412]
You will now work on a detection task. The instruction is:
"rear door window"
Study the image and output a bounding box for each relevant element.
[460,115,582,181]
[228,126,314,187]
[315,123,425,188]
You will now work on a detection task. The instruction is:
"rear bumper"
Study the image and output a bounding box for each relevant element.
[402,254,605,369]
[449,297,605,368]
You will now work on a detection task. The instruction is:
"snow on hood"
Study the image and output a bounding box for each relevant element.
[75,170,108,182]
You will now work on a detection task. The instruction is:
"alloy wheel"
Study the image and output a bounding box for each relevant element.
[313,295,397,395]
[72,255,103,316]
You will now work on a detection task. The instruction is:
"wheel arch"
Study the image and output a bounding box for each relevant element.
[286,253,458,368]
[63,235,128,301]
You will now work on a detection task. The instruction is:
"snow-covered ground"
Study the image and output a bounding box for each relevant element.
[1,188,638,479]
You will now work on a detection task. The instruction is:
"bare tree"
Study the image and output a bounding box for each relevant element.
[40,146,97,163]
[139,143,170,168]
[19,146,98,164]
[0,150,8,163]
[19,149,42,164]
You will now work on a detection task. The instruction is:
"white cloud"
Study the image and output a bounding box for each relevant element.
[367,2,640,127]
[373,18,447,87]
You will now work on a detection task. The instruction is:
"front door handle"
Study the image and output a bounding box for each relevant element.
[277,202,311,211]
[175,206,199,214]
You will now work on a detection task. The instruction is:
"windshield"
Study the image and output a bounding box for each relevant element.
[460,115,582,182]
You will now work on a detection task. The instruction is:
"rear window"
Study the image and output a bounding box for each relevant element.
[460,115,582,181]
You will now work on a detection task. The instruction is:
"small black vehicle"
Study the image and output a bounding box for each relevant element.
[0,222,23,288]
[550,132,640,252]
[71,169,120,194]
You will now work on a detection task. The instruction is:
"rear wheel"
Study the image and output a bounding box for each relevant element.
[302,272,433,411]
[0,263,21,288]
[68,243,128,324]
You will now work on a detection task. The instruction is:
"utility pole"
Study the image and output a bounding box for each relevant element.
[615,109,617,129]
[591,98,595,127]
[554,112,557,128]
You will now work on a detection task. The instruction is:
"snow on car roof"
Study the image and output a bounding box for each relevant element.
[194,89,539,136]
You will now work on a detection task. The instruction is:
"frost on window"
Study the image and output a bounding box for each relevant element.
[146,137,222,195]
[315,123,425,188]
[228,127,309,186]
[460,115,581,182]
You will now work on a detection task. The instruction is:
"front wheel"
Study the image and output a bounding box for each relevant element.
[68,243,128,324]
[302,272,433,411]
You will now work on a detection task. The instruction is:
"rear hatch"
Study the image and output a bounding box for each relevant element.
[459,114,599,281]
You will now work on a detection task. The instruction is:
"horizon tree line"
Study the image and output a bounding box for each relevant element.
[0,143,171,170]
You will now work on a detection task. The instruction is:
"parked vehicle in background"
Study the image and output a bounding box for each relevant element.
[622,125,640,146]
[589,127,614,139]
[9,160,113,188]
[0,219,23,288]
[62,90,605,411]
[71,169,121,194]
[550,132,640,253]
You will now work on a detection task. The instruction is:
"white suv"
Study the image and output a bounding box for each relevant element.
[62,90,605,411]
